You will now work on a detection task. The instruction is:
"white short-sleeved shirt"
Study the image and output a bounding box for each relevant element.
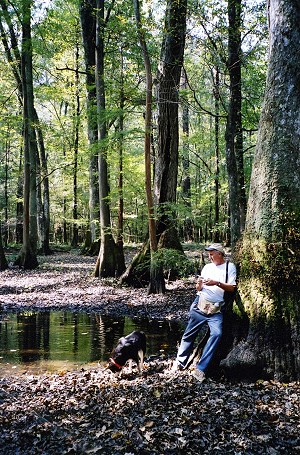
[198,261,237,303]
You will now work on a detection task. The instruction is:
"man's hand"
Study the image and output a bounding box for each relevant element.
[196,277,203,291]
[200,278,217,286]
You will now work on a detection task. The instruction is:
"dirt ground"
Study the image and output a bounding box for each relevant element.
[0,251,300,454]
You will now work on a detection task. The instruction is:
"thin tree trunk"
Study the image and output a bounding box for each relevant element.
[133,0,165,294]
[213,65,220,242]
[181,69,193,242]
[116,52,126,276]
[0,221,8,271]
[79,0,100,250]
[63,195,68,244]
[34,110,51,255]
[36,143,44,251]
[71,36,80,248]
[3,131,9,246]
[16,151,23,244]
[225,0,245,246]
[94,0,117,277]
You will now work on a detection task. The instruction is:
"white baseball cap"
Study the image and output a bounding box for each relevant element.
[204,243,225,255]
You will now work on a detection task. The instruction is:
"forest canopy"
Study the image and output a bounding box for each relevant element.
[0,0,268,256]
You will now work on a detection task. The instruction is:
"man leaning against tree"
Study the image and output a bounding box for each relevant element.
[174,243,237,382]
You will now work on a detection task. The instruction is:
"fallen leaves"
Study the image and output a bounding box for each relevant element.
[0,252,300,453]
[0,252,194,320]
[2,362,299,454]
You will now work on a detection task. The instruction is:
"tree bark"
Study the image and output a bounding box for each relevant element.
[115,51,126,276]
[121,0,187,289]
[79,0,100,252]
[133,0,165,294]
[225,0,246,246]
[180,69,193,242]
[71,36,80,248]
[213,65,220,243]
[0,0,50,257]
[16,152,23,244]
[94,0,117,277]
[155,0,187,241]
[14,0,38,269]
[34,110,51,255]
[0,221,8,271]
[222,0,300,381]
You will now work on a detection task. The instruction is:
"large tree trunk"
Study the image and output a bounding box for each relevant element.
[155,0,187,241]
[15,0,38,270]
[120,0,187,289]
[222,0,300,381]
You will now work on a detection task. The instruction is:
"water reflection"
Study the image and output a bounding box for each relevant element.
[0,312,185,374]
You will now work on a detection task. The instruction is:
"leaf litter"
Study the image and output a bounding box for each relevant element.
[0,251,300,454]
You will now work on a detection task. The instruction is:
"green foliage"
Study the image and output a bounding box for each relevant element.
[154,248,194,278]
[133,247,195,281]
[0,0,268,247]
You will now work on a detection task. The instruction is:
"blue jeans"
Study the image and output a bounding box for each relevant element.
[176,297,223,372]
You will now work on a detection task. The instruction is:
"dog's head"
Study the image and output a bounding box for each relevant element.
[106,357,123,373]
[105,332,146,374]
[106,336,130,373]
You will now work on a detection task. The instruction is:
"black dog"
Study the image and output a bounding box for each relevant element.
[107,331,146,375]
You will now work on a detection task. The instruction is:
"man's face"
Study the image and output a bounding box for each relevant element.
[208,250,223,264]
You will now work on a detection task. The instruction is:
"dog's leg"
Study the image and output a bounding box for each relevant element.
[137,349,144,374]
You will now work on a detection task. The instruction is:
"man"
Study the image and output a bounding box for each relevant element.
[174,243,237,382]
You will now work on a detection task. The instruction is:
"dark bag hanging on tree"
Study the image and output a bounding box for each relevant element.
[223,260,237,310]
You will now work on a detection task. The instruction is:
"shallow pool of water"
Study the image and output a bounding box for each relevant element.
[0,312,185,375]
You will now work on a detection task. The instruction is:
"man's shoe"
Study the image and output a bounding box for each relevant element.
[191,368,205,383]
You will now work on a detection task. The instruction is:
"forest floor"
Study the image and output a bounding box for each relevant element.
[0,248,300,454]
